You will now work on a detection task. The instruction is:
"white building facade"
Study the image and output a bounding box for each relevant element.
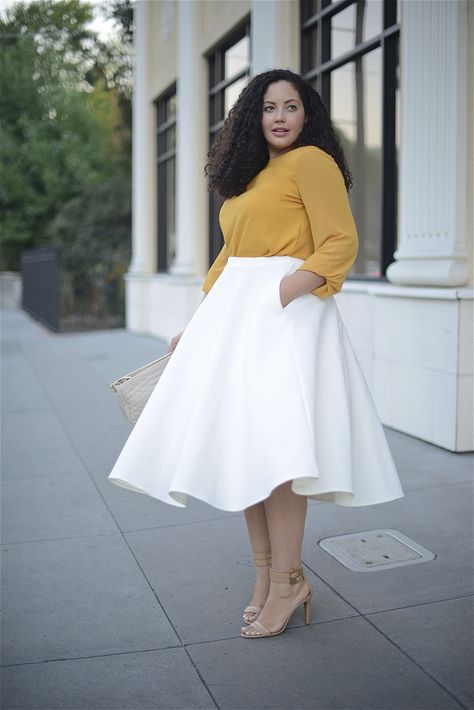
[127,0,473,453]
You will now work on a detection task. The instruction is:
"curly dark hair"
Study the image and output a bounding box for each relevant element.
[204,68,353,198]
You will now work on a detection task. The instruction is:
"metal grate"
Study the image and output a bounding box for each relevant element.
[318,529,436,572]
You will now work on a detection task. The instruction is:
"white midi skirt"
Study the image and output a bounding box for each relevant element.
[108,255,404,511]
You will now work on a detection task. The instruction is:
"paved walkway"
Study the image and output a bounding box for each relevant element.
[1,308,473,710]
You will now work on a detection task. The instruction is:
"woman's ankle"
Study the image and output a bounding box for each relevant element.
[268,579,305,600]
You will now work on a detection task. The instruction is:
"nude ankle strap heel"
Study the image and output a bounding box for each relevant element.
[242,551,272,625]
[241,564,313,638]
[253,551,272,567]
[270,565,304,585]
[270,565,312,623]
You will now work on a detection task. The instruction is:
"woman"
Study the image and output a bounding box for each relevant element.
[108,69,404,640]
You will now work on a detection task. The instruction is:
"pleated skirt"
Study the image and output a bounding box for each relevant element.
[108,255,405,511]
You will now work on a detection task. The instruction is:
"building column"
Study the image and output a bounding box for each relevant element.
[129,0,157,275]
[386,0,470,287]
[251,0,299,75]
[170,0,208,276]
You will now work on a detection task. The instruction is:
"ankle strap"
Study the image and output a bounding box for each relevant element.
[253,551,272,567]
[270,565,304,585]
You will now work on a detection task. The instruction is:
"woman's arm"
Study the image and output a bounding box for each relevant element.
[285,147,358,300]
[279,269,326,307]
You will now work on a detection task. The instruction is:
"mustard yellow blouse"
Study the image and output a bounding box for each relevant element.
[201,145,358,298]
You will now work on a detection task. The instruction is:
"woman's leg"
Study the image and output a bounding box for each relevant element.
[241,481,309,635]
[243,502,272,613]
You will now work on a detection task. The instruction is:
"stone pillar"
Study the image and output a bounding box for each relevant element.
[129,0,157,275]
[171,0,208,276]
[251,0,299,75]
[387,0,470,287]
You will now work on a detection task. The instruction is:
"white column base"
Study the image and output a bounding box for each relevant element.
[386,258,471,287]
[125,272,203,340]
[336,281,473,453]
[168,258,197,277]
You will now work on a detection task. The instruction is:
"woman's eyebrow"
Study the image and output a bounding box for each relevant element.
[263,99,299,104]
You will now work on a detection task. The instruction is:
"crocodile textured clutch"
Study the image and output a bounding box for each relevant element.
[110,351,173,425]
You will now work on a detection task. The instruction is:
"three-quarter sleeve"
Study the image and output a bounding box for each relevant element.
[201,242,229,294]
[295,147,358,298]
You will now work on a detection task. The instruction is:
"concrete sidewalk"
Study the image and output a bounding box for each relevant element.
[1,308,472,710]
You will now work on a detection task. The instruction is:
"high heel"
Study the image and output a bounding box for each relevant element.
[242,550,271,624]
[240,565,313,638]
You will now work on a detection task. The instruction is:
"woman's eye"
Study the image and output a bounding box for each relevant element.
[264,105,298,112]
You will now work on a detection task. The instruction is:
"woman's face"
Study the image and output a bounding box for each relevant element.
[261,80,306,159]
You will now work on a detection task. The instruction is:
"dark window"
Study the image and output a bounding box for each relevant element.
[156,85,177,272]
[301,0,400,279]
[206,18,251,266]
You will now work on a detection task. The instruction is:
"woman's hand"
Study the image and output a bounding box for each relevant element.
[167,331,184,354]
[279,270,327,307]
[279,278,293,308]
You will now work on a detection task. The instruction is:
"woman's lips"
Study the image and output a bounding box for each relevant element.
[272,129,289,135]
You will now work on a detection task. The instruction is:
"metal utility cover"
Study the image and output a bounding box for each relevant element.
[318,529,436,572]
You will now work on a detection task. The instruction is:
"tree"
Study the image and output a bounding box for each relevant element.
[0,0,132,275]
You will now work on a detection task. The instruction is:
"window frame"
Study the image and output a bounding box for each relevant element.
[155,82,177,273]
[206,17,251,267]
[300,0,400,281]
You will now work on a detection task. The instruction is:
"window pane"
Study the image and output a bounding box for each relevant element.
[331,48,382,276]
[363,0,383,42]
[157,128,166,155]
[166,94,177,121]
[331,1,383,60]
[331,4,356,59]
[224,76,247,116]
[166,123,176,151]
[225,35,249,80]
[331,62,356,143]
[166,157,176,265]
[156,91,177,271]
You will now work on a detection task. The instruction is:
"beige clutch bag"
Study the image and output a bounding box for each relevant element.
[110,351,173,425]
